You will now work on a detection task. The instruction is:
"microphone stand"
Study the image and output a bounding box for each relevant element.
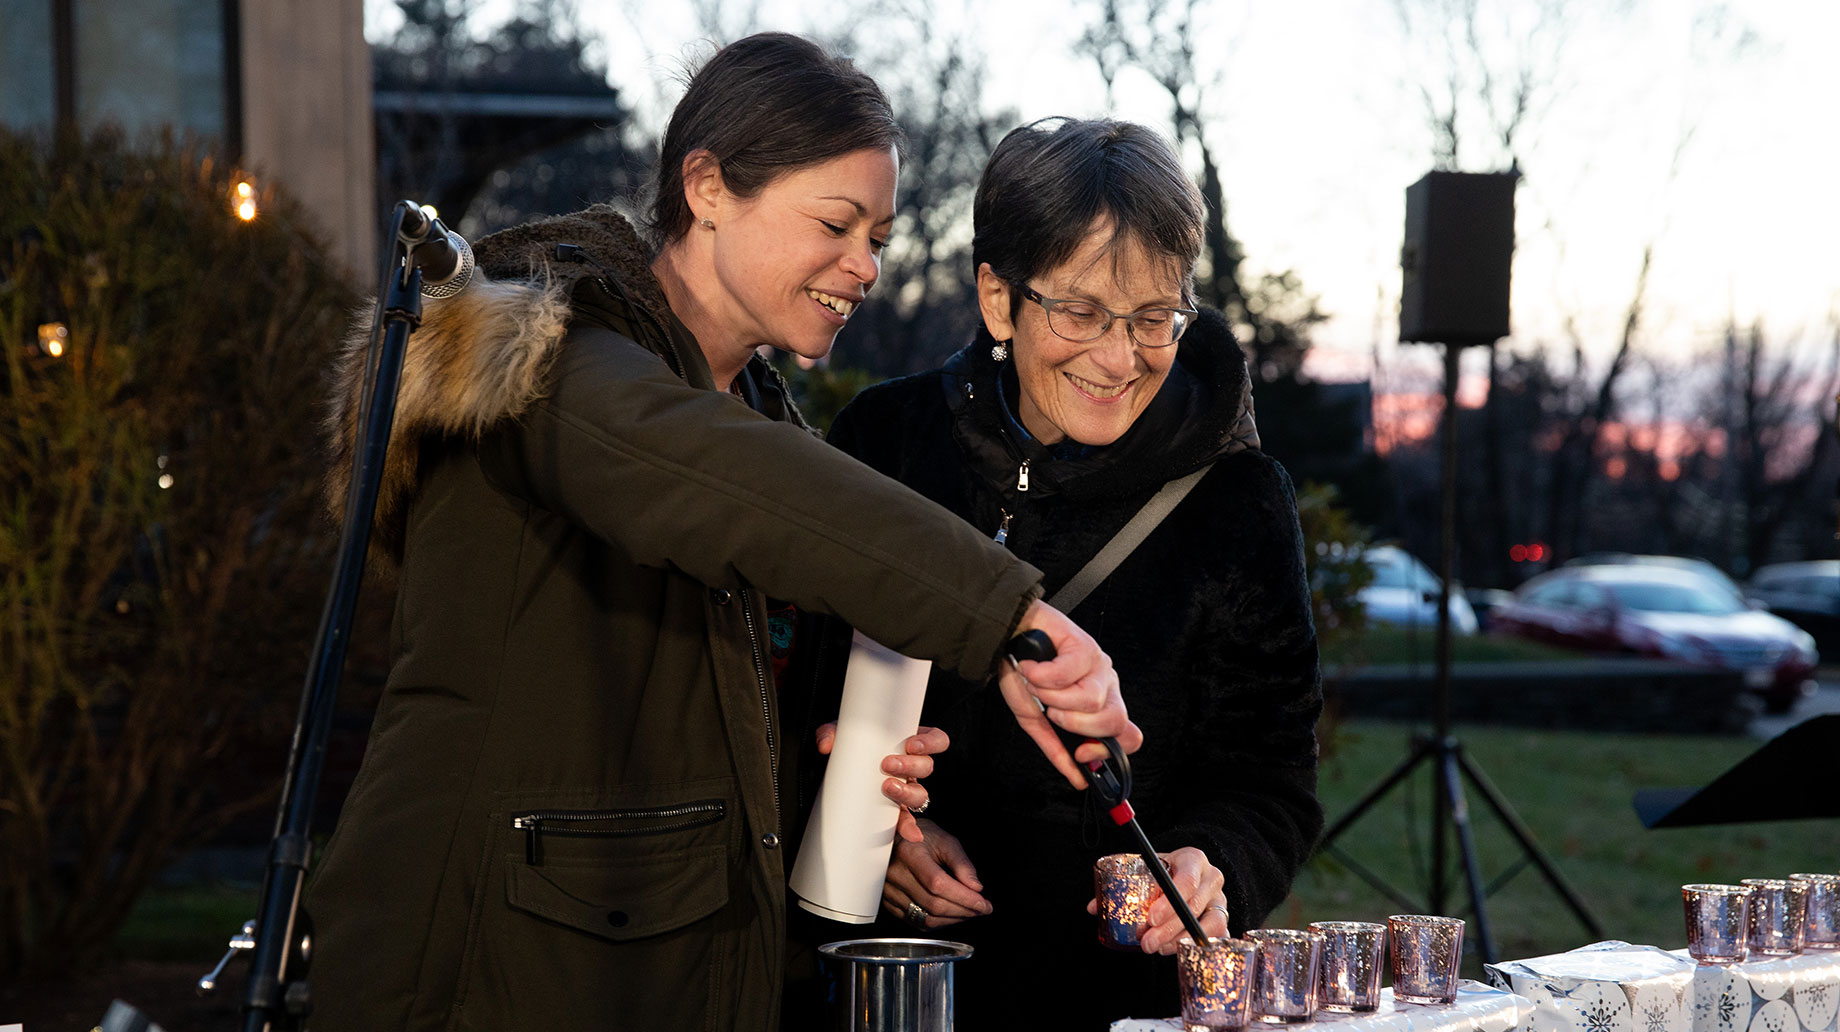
[231,201,431,1031]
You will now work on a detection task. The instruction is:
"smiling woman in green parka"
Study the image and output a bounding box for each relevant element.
[303,34,1139,1032]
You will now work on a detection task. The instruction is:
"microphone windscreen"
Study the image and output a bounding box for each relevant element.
[422,229,473,299]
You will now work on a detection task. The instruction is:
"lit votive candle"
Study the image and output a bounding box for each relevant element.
[1095,853,1155,950]
[1178,936,1259,1031]
[1742,878,1808,956]
[1791,874,1840,950]
[1310,921,1387,1013]
[1247,928,1323,1023]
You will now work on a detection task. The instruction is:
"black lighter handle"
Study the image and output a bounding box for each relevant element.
[1003,634,1201,944]
[1002,631,1133,808]
[1005,628,1057,663]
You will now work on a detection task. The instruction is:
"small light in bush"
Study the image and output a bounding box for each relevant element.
[37,322,68,357]
[234,180,258,221]
[116,598,130,614]
[158,473,175,490]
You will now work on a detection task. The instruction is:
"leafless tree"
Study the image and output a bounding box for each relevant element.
[1071,0,1377,507]
[1387,0,1772,583]
[819,6,1020,374]
[1075,0,1278,356]
[1721,320,1840,570]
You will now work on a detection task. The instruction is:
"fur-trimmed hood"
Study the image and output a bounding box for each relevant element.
[323,207,672,560]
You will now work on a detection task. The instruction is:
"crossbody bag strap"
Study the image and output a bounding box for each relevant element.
[1046,463,1212,614]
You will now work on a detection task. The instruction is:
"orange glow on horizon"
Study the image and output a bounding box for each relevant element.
[1368,393,1807,483]
[1369,385,1491,454]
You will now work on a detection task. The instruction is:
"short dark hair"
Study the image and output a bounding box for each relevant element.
[642,33,906,251]
[972,118,1204,313]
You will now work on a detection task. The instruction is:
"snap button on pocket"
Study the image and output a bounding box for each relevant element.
[761,832,780,849]
[606,910,630,928]
[711,589,733,605]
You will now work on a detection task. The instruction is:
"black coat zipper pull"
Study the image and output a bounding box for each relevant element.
[1017,460,1030,492]
[994,510,1012,546]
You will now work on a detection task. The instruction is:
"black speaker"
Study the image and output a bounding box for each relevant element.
[1399,171,1517,346]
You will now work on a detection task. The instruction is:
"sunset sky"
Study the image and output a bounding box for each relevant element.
[371,0,1839,394]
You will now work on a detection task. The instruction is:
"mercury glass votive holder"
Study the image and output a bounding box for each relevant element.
[1743,878,1809,956]
[1178,936,1259,1031]
[1387,914,1464,1005]
[1095,853,1154,950]
[1246,928,1322,1023]
[1683,883,1754,964]
[1790,874,1840,950]
[1310,921,1387,1013]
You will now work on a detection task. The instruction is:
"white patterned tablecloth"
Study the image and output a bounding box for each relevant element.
[1672,947,1840,1032]
[1110,979,1531,1032]
[1484,941,1840,1032]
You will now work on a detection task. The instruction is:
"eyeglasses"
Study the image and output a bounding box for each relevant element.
[1016,283,1197,349]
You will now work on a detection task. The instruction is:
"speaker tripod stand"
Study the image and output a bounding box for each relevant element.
[1315,732,1605,965]
[1316,340,1601,967]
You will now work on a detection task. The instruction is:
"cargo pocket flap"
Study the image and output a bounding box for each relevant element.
[506,847,729,943]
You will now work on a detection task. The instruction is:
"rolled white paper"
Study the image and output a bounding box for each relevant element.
[789,630,932,923]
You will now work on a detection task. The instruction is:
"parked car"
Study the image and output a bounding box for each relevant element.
[1358,545,1479,635]
[1492,564,1818,712]
[1464,587,1518,633]
[1745,560,1840,661]
[1563,552,1745,602]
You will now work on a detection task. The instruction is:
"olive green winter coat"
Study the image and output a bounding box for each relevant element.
[305,207,1041,1031]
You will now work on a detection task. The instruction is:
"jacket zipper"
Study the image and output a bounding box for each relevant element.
[740,597,781,836]
[511,801,726,865]
[994,510,1012,546]
[1017,460,1030,492]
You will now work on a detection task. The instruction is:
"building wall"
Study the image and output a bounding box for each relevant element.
[239,0,375,281]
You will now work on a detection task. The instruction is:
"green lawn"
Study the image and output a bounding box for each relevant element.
[1279,720,1835,978]
[112,883,256,963]
[1321,626,1586,669]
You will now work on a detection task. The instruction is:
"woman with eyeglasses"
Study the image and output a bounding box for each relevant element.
[821,118,1323,1026]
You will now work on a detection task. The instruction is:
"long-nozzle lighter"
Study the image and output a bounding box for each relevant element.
[1003,630,1209,946]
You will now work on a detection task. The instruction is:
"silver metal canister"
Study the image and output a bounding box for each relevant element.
[818,938,974,1032]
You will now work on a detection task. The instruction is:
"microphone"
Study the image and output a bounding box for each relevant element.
[396,202,474,299]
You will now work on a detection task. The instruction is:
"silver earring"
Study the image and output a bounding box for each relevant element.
[698,217,714,229]
[991,341,1009,362]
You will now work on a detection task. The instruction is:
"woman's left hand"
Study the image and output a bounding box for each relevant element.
[1084,846,1228,955]
[814,723,950,843]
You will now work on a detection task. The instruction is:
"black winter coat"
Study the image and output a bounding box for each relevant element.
[823,311,1324,1028]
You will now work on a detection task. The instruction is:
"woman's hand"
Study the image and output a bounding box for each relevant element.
[814,723,949,843]
[1084,847,1229,954]
[881,820,992,930]
[999,600,1143,790]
